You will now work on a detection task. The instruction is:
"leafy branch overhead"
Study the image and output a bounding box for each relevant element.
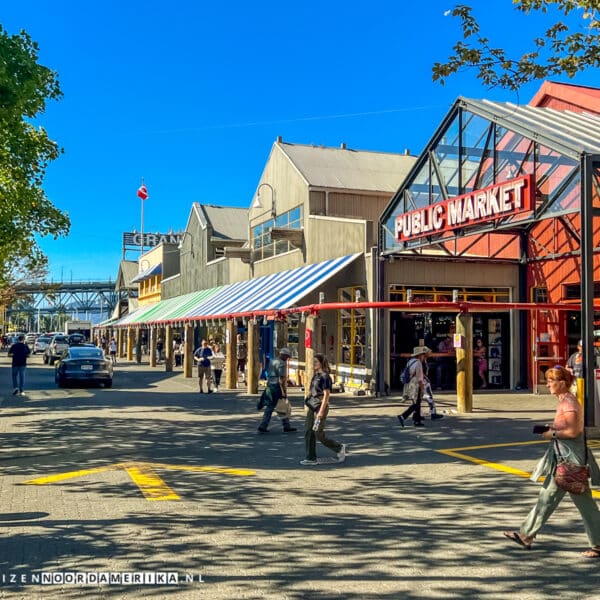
[0,25,70,288]
[432,1,600,90]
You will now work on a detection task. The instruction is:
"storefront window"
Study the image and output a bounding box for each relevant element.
[252,206,303,261]
[338,286,366,366]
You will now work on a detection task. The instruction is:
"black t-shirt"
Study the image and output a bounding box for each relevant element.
[309,371,332,398]
[9,342,30,367]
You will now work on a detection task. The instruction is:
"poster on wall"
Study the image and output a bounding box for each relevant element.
[488,318,503,386]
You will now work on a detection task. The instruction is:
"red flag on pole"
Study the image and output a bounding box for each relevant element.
[137,183,149,200]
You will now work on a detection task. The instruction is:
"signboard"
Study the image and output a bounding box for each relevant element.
[395,175,534,243]
[123,232,184,248]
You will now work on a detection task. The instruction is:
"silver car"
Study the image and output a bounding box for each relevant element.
[34,335,52,354]
[43,334,69,365]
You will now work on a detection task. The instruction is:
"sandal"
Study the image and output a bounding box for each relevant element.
[582,547,600,559]
[503,531,532,550]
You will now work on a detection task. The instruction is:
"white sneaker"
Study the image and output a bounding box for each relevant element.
[300,459,318,466]
[336,444,347,463]
[20,391,25,396]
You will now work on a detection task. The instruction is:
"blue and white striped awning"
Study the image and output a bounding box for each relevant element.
[185,253,360,318]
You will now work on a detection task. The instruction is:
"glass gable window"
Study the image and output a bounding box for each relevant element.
[252,206,303,261]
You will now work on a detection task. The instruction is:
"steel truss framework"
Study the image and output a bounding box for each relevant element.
[6,281,118,322]
[380,98,600,261]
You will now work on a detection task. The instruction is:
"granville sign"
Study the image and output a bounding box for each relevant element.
[395,175,534,243]
[122,232,184,248]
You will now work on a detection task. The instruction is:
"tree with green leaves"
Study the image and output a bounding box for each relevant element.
[433,1,600,90]
[0,25,70,293]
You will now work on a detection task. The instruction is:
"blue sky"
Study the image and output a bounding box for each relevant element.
[4,0,599,282]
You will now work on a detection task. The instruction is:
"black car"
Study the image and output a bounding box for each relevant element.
[54,346,113,388]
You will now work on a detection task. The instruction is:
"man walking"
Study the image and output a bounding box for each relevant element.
[257,347,296,433]
[8,334,31,396]
[194,339,214,394]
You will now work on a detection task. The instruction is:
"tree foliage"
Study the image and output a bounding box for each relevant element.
[0,25,70,290]
[433,1,600,90]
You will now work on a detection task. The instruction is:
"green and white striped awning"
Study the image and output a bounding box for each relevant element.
[114,287,222,327]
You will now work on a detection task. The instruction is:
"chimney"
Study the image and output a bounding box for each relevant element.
[340,142,347,149]
[404,148,411,156]
[277,136,283,143]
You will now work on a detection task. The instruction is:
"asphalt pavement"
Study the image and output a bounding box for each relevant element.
[1,354,600,599]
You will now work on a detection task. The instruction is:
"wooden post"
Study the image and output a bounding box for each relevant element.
[165,324,173,372]
[150,326,157,367]
[225,320,237,390]
[456,313,473,413]
[126,327,133,361]
[184,323,194,378]
[117,328,124,358]
[247,320,259,395]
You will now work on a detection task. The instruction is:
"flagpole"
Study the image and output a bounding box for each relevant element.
[140,177,145,260]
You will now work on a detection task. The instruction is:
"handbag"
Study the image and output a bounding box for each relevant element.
[304,396,322,413]
[554,437,590,495]
[275,396,291,417]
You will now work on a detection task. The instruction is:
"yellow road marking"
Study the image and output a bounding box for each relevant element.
[438,440,600,498]
[437,448,533,479]
[23,466,113,485]
[151,462,256,476]
[125,465,180,501]
[21,461,255,501]
[441,440,547,452]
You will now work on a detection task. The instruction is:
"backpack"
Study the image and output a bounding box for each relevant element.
[401,358,417,385]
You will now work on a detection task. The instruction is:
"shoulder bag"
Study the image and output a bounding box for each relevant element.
[554,433,590,495]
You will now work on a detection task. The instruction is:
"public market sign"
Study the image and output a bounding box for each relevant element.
[395,175,534,242]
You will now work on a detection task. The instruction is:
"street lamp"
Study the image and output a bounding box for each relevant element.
[253,183,276,218]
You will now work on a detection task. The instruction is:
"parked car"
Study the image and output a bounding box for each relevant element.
[43,334,70,365]
[67,333,87,346]
[33,335,52,354]
[54,345,113,388]
[25,333,38,349]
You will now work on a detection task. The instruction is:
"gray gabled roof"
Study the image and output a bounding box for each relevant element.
[194,204,248,241]
[461,98,600,159]
[278,142,417,193]
[115,260,138,291]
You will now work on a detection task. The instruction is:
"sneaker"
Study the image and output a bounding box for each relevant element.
[397,415,405,427]
[12,388,18,396]
[20,391,25,396]
[413,421,425,427]
[283,427,297,433]
[431,413,444,420]
[207,389,214,394]
[337,444,347,462]
[300,459,318,466]
[257,426,269,434]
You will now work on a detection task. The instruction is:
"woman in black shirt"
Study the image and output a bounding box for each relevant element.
[301,354,346,466]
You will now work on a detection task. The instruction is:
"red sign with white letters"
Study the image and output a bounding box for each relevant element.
[395,175,534,243]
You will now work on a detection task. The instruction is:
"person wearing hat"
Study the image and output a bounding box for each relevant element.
[257,347,297,434]
[397,346,431,427]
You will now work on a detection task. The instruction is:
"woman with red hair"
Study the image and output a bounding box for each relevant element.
[503,365,600,557]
